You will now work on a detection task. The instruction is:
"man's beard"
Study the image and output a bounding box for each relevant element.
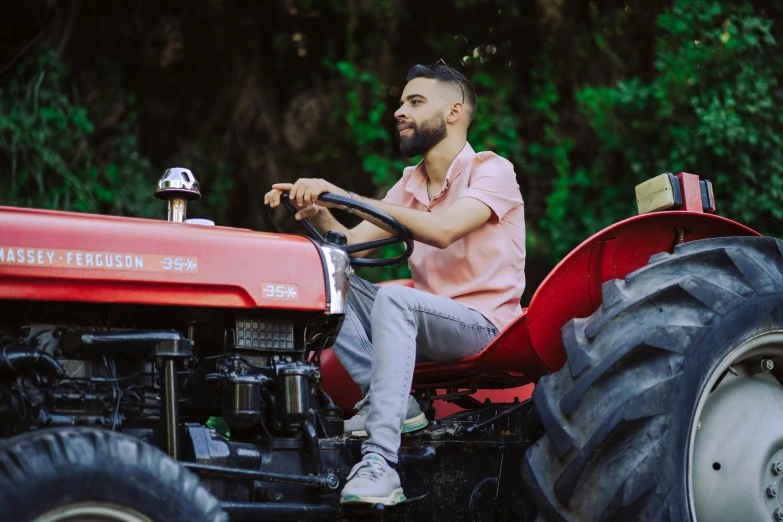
[398,114,448,157]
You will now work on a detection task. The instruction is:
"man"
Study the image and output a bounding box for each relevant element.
[264,63,525,505]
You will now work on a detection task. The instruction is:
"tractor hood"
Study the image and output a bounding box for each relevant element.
[0,206,340,311]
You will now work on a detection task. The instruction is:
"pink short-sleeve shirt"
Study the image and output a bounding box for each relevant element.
[383,142,525,330]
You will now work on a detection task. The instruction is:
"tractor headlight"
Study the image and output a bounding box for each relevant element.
[317,244,352,315]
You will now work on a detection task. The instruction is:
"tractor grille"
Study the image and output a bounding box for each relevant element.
[235,318,294,351]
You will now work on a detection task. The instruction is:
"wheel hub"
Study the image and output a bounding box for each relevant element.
[690,333,783,522]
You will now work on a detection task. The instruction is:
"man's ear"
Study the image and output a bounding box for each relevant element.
[446,102,465,124]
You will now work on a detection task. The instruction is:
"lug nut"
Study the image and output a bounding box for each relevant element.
[762,359,775,372]
[775,508,783,521]
[768,485,778,498]
[773,463,783,476]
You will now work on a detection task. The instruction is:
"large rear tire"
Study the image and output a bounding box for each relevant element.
[0,427,228,522]
[523,236,783,521]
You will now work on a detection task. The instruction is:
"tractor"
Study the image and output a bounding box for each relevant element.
[0,167,777,522]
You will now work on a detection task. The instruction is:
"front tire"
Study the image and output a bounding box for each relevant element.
[523,236,783,521]
[0,427,227,522]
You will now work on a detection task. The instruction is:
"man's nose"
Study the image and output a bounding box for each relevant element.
[394,106,406,120]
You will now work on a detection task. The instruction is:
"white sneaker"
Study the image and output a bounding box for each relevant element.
[340,453,406,505]
[344,395,428,437]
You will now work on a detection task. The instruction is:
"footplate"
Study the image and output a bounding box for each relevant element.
[337,494,427,521]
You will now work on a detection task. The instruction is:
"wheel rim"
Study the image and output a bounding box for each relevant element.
[32,502,154,522]
[689,332,783,522]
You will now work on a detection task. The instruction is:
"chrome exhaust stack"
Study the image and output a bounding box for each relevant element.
[155,168,201,223]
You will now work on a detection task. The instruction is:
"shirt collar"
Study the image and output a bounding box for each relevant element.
[404,142,476,202]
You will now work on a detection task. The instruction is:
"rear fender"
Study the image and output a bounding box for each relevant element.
[525,211,759,373]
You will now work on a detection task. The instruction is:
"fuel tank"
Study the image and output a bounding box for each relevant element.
[0,206,328,311]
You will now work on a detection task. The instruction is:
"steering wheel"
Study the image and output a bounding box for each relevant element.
[263,192,414,268]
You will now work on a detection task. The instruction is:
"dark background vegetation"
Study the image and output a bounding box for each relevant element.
[2,0,783,303]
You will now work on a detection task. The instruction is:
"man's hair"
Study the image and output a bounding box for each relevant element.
[406,63,477,124]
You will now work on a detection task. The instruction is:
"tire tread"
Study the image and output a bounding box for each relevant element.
[523,236,783,522]
[0,428,227,522]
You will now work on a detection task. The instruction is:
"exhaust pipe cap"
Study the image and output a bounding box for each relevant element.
[155,168,201,201]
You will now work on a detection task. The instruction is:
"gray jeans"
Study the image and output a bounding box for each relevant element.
[332,277,499,463]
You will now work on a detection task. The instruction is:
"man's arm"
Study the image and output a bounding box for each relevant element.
[306,207,393,252]
[350,192,491,249]
[270,179,492,249]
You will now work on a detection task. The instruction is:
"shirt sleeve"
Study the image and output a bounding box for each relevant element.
[459,157,523,220]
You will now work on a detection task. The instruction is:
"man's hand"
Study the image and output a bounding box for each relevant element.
[264,178,347,220]
[263,187,320,221]
[264,179,389,253]
[272,179,350,209]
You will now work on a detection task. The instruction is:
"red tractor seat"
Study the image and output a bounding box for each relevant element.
[319,279,546,412]
[377,279,545,391]
[411,307,536,389]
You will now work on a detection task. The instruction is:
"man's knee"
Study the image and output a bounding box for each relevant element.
[372,285,413,317]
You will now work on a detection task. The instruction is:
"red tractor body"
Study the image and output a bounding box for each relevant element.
[0,205,327,310]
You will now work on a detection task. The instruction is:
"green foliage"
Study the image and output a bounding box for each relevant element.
[6,0,783,291]
[523,58,575,258]
[538,0,783,259]
[0,49,157,218]
[334,60,410,193]
[468,71,524,166]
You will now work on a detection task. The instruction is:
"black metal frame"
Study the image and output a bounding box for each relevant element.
[177,400,541,521]
[0,301,542,521]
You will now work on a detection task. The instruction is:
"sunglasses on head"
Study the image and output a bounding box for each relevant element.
[429,58,465,105]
